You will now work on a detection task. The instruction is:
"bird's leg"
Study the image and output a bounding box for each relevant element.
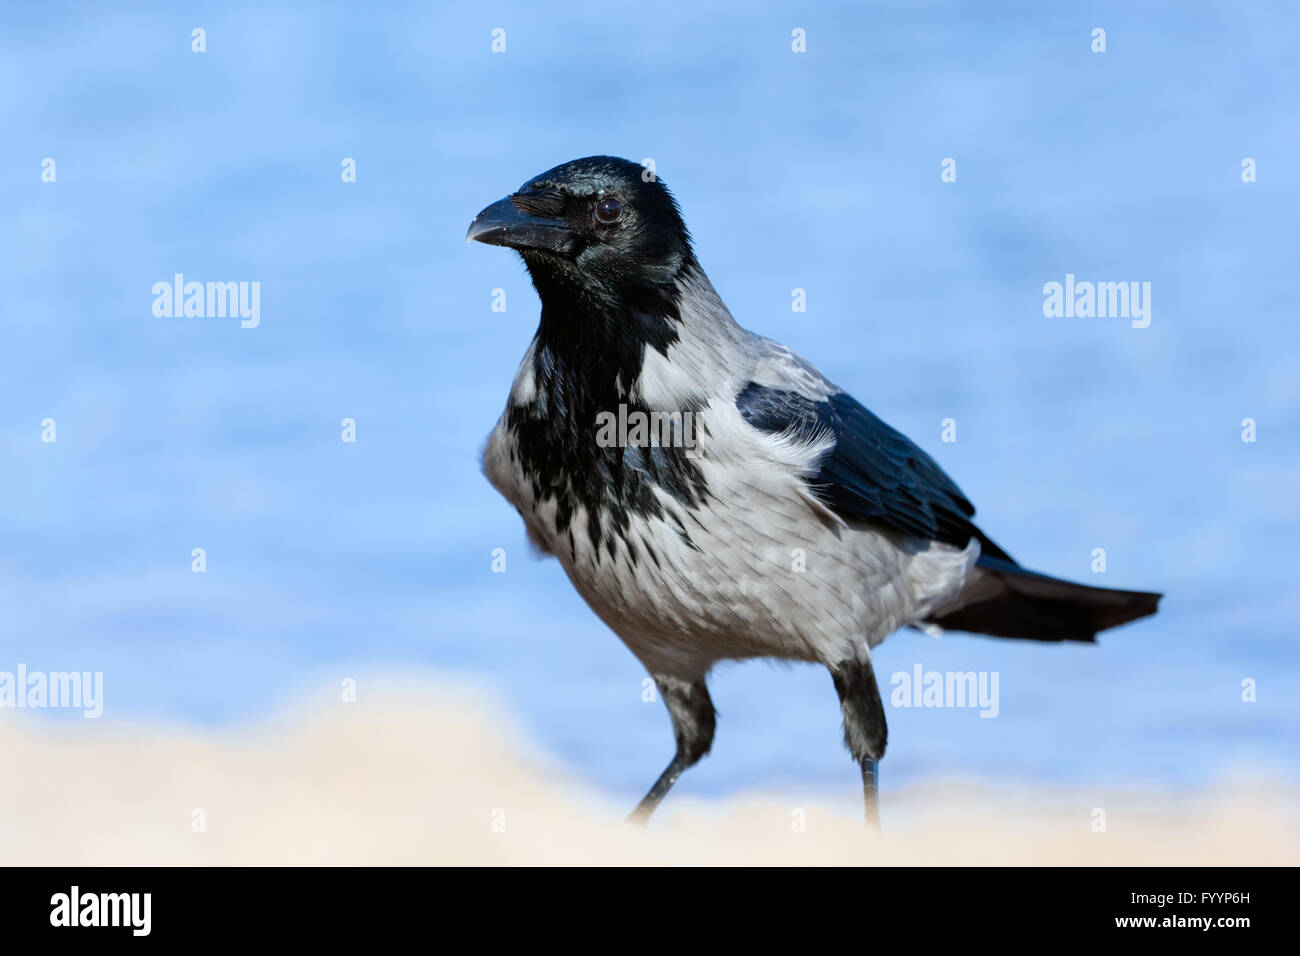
[627,675,715,825]
[830,656,888,828]
[860,757,881,828]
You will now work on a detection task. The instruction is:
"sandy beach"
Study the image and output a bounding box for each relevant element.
[2,680,1294,867]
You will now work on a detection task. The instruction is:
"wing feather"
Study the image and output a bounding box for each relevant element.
[735,347,1013,562]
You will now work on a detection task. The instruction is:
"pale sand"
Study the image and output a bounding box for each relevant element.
[3,680,1295,866]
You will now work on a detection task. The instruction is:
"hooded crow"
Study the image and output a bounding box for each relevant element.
[468,156,1160,824]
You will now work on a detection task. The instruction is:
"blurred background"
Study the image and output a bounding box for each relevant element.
[2,0,1297,819]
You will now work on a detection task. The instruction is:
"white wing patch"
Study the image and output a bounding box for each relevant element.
[749,338,838,402]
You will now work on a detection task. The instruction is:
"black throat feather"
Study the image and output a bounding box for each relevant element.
[506,252,710,563]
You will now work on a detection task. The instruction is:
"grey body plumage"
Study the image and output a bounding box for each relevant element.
[469,156,1160,823]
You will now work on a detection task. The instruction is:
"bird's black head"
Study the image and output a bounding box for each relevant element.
[467,156,694,307]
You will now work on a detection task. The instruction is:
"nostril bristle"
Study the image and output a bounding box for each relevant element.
[511,187,567,219]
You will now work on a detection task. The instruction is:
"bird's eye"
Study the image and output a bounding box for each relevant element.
[594,197,623,224]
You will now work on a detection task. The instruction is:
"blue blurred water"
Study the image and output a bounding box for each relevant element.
[2,1,1297,804]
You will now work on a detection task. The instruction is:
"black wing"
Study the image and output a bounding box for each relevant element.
[735,382,1014,562]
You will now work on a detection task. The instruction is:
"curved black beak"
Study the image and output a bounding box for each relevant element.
[466,196,577,255]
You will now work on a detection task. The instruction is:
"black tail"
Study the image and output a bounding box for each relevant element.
[928,555,1161,643]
